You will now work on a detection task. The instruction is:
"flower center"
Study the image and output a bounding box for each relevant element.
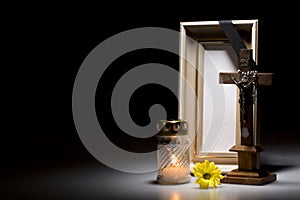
[203,173,211,180]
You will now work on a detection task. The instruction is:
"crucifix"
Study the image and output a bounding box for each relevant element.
[219,48,276,185]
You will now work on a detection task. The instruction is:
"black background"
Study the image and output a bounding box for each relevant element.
[2,2,300,198]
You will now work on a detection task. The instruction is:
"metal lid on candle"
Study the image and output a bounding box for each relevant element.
[157,119,188,136]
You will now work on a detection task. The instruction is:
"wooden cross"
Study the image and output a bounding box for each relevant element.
[219,49,272,146]
[219,48,276,185]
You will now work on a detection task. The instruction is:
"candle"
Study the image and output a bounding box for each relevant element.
[159,154,190,184]
[159,165,190,184]
[163,166,188,178]
[163,155,187,178]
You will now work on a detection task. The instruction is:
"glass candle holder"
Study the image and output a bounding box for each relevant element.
[156,119,191,185]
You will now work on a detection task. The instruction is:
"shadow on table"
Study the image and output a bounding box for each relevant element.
[261,164,296,173]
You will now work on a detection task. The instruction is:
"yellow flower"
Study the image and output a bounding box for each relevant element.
[193,160,224,189]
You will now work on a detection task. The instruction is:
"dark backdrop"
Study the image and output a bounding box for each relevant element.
[2,1,299,189]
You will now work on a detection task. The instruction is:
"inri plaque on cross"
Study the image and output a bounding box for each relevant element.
[219,48,276,185]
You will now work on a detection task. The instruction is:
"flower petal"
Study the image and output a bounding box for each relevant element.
[199,179,210,189]
[203,160,210,173]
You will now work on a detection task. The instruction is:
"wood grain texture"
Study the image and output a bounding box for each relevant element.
[219,72,273,85]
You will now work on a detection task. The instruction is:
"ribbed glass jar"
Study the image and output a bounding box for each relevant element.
[156,119,191,184]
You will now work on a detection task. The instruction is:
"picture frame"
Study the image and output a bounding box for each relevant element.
[178,20,259,165]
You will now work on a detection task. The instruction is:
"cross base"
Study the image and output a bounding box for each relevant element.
[221,144,277,185]
[221,169,276,185]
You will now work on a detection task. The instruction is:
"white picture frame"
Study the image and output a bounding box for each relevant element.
[178,20,259,165]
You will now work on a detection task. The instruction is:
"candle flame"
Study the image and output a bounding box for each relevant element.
[171,154,178,166]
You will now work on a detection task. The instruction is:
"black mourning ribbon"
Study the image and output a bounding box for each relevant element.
[219,20,257,71]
